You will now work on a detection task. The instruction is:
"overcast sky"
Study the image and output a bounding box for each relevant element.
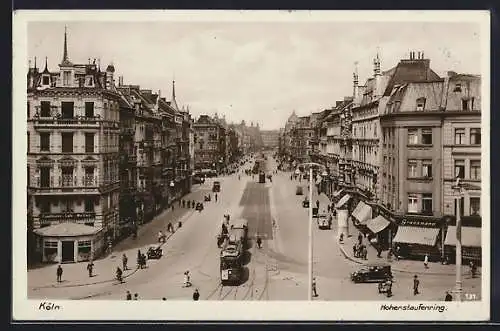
[27,20,481,130]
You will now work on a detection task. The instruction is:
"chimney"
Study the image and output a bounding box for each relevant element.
[105,63,115,90]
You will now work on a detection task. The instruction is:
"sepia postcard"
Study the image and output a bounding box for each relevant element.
[12,10,490,321]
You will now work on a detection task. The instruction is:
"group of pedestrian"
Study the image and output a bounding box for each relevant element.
[137,249,147,269]
[125,291,139,300]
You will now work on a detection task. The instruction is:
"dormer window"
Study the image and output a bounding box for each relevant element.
[62,71,71,86]
[42,75,50,86]
[416,97,426,111]
[453,83,462,92]
[85,76,94,87]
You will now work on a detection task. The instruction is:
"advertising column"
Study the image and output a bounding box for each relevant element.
[337,209,349,239]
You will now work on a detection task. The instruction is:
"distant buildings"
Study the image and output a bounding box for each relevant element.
[260,130,280,148]
[279,51,482,264]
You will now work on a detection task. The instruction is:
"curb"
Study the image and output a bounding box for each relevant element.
[31,210,198,290]
[337,242,476,277]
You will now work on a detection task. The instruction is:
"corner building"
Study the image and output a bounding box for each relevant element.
[27,29,120,263]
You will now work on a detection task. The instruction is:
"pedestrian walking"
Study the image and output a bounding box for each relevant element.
[122,253,128,270]
[358,233,363,245]
[215,193,218,202]
[126,290,132,300]
[316,200,320,209]
[424,254,429,269]
[87,260,94,277]
[413,275,420,295]
[312,277,318,297]
[256,235,262,249]
[192,200,195,208]
[183,271,192,287]
[444,291,453,301]
[327,204,331,213]
[116,267,123,283]
[171,205,174,212]
[187,200,191,208]
[167,222,173,233]
[377,246,382,258]
[193,289,200,301]
[134,293,139,300]
[56,264,63,283]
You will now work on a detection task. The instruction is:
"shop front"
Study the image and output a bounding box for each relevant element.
[444,225,481,265]
[34,223,103,263]
[392,218,442,261]
[365,203,397,250]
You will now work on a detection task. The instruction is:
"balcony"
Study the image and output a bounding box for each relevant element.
[37,212,97,227]
[61,175,77,187]
[120,127,135,136]
[32,116,101,128]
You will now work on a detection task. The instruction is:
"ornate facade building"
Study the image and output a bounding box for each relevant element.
[27,29,121,263]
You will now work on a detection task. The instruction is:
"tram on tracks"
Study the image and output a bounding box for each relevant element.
[220,219,249,285]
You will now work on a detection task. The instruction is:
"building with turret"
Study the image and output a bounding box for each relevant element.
[27,27,121,263]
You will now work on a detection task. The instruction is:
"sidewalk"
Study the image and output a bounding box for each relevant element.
[28,188,208,290]
[303,180,481,277]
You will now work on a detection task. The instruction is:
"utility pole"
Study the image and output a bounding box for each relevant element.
[454,179,463,301]
[308,166,313,301]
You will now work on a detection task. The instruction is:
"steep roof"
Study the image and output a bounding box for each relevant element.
[383,59,441,96]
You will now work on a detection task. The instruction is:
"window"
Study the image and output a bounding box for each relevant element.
[422,129,432,145]
[470,197,480,216]
[40,133,50,151]
[84,199,94,212]
[422,160,432,178]
[374,123,377,137]
[470,128,481,145]
[40,167,50,187]
[27,166,30,186]
[422,193,433,214]
[454,83,462,92]
[61,166,73,187]
[27,132,30,153]
[408,194,418,213]
[408,129,418,145]
[462,99,468,111]
[86,76,94,87]
[454,128,465,145]
[85,102,94,118]
[85,133,94,153]
[471,97,475,110]
[42,76,50,86]
[61,102,74,119]
[40,101,51,117]
[470,160,481,180]
[416,97,426,111]
[61,132,73,153]
[44,241,58,248]
[27,102,30,118]
[454,160,465,179]
[63,71,71,86]
[408,160,418,178]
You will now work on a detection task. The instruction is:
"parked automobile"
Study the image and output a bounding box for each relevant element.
[192,175,204,184]
[350,264,392,283]
[195,202,204,211]
[147,245,163,259]
[296,186,303,195]
[212,181,221,192]
[317,214,332,230]
[302,198,309,208]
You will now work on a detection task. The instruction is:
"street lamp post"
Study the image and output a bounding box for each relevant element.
[308,166,313,301]
[297,162,325,301]
[453,179,463,301]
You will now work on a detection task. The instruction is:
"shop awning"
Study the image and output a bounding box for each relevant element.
[444,226,481,247]
[392,226,439,246]
[34,222,101,237]
[366,215,390,233]
[333,189,344,197]
[335,194,351,209]
[351,201,372,224]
